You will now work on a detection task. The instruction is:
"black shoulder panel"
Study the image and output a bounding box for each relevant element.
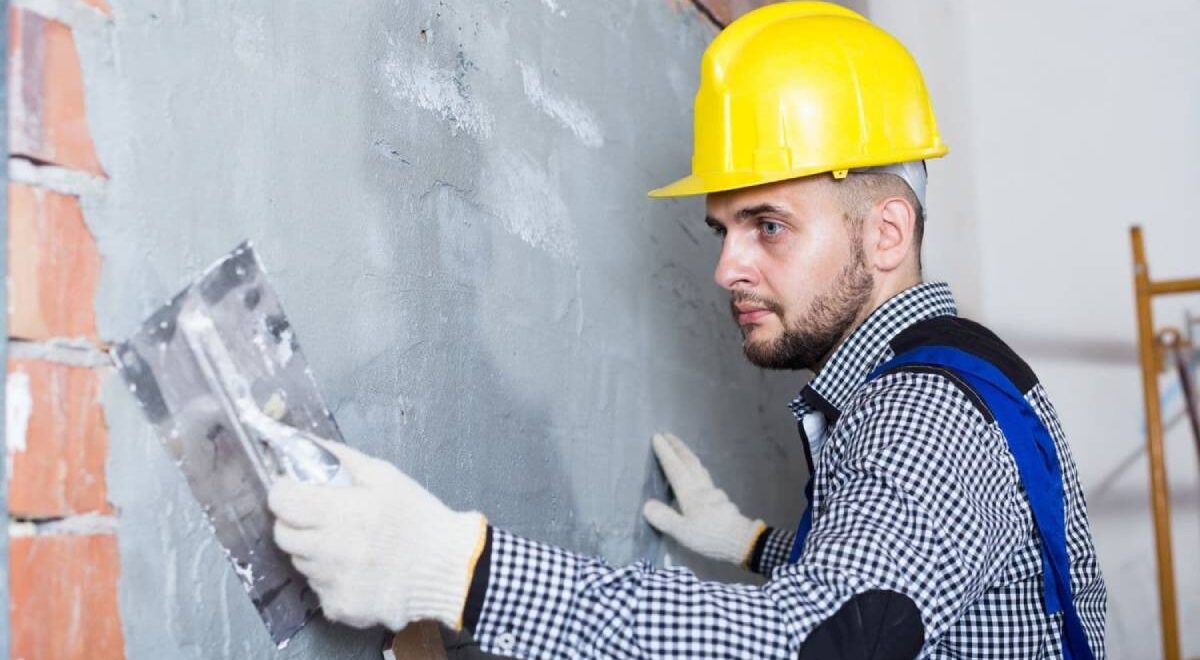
[797,589,924,660]
[889,316,1039,395]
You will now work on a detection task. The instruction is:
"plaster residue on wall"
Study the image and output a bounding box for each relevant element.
[380,33,494,139]
[540,0,568,18]
[479,150,577,262]
[6,370,33,479]
[517,61,604,148]
[232,13,266,67]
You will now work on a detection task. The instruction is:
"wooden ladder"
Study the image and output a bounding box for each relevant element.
[1129,226,1200,660]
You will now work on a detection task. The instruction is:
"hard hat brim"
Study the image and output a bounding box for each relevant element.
[647,144,949,198]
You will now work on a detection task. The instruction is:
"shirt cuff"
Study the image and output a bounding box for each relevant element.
[747,524,771,571]
[467,528,587,658]
[750,526,796,576]
[461,525,493,632]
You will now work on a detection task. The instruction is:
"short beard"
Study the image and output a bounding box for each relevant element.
[739,243,874,371]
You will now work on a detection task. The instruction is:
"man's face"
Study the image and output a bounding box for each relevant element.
[705,176,874,371]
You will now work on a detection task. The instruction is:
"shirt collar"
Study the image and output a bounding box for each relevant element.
[789,281,957,424]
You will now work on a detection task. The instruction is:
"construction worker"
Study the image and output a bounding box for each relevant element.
[268,3,1107,657]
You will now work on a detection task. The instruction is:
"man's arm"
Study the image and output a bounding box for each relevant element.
[269,372,1025,658]
[464,372,1026,658]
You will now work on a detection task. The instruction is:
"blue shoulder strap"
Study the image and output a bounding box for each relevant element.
[789,345,1094,660]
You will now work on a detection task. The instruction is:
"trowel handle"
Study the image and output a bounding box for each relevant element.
[281,430,354,488]
[315,444,353,487]
[326,467,353,487]
[235,400,352,487]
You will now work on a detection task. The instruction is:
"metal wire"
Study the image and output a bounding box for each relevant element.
[1159,328,1200,464]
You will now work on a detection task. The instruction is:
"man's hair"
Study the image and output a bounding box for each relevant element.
[831,173,925,270]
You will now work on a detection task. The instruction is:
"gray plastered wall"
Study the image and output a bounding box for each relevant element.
[72,0,809,656]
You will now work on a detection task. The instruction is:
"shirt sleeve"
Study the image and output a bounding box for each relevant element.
[1028,384,1108,654]
[466,372,1026,659]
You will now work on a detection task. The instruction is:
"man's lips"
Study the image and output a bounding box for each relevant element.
[735,307,772,325]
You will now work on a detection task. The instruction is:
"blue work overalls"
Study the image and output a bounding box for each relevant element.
[788,345,1095,660]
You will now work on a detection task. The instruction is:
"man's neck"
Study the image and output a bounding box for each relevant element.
[815,274,924,370]
[863,273,924,324]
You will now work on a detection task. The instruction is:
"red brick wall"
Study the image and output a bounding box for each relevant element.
[693,0,774,26]
[7,4,122,659]
[672,0,778,28]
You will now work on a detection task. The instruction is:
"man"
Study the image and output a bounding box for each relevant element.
[269,2,1107,657]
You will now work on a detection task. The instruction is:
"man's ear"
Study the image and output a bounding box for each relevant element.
[870,196,917,273]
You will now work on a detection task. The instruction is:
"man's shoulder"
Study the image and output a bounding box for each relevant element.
[888,315,1039,395]
[832,315,1043,459]
[851,315,1041,419]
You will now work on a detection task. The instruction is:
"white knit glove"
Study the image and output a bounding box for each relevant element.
[267,441,487,631]
[642,433,766,567]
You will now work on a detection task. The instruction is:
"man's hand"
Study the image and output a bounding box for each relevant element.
[267,441,487,632]
[643,432,766,567]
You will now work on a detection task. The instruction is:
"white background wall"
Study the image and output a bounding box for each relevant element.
[870,2,1200,658]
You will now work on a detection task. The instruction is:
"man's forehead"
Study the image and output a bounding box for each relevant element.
[704,176,830,221]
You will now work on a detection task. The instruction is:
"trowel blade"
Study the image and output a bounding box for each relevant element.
[112,242,343,647]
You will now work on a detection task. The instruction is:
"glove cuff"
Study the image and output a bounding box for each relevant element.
[407,510,489,631]
[739,520,769,568]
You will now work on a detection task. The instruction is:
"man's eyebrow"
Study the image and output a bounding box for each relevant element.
[735,203,790,220]
[704,204,790,229]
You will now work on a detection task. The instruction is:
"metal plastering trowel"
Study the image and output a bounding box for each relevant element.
[113,242,347,647]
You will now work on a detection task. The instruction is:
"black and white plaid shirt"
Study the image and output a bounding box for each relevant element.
[463,282,1107,658]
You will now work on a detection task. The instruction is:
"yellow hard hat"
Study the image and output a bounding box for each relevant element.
[649,1,948,198]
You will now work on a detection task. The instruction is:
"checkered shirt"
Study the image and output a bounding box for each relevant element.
[468,282,1107,658]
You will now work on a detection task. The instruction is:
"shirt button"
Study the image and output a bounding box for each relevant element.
[496,632,517,653]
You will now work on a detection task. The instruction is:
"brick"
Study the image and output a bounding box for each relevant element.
[81,0,112,16]
[8,7,105,175]
[9,183,101,341]
[693,0,775,26]
[10,533,125,660]
[7,359,111,518]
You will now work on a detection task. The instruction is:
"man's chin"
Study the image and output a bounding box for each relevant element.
[741,329,819,371]
[742,345,794,370]
[741,338,788,370]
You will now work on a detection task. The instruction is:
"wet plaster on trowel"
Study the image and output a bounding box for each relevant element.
[76,0,811,656]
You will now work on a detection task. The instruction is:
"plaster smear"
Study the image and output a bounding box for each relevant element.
[232,558,256,592]
[540,0,568,17]
[34,513,120,535]
[480,151,577,261]
[518,61,603,148]
[232,13,266,66]
[9,157,106,198]
[9,337,111,368]
[6,370,32,479]
[380,36,494,139]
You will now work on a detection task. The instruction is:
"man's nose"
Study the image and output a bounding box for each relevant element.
[714,235,757,290]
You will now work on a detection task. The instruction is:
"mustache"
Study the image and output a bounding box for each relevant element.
[729,291,784,318]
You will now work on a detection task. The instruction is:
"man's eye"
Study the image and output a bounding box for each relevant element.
[761,221,784,237]
[710,225,727,238]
